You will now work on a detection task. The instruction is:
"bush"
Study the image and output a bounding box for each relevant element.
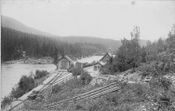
[80,71,92,85]
[149,77,172,91]
[34,70,49,79]
[138,64,156,79]
[52,84,62,94]
[138,61,174,79]
[71,67,83,77]
[10,75,35,99]
[64,78,83,89]
[100,62,117,75]
[70,67,92,85]
[160,77,172,91]
[19,75,35,92]
[1,96,12,108]
[11,87,25,98]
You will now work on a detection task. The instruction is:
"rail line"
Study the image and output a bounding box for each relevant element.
[8,70,71,111]
[40,71,68,93]
[40,72,72,96]
[45,69,131,109]
[45,81,120,108]
[9,69,131,110]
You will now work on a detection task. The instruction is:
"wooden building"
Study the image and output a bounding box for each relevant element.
[57,55,74,70]
[100,52,113,64]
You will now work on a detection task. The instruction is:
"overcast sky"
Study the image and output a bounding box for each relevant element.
[1,0,175,41]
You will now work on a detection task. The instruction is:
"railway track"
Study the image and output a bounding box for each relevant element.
[8,70,72,111]
[44,69,132,109]
[40,73,73,98]
[40,71,69,93]
[40,71,72,95]
[45,81,120,108]
[9,69,131,110]
[52,72,72,85]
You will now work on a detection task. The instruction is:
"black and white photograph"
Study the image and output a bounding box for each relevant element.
[1,0,175,111]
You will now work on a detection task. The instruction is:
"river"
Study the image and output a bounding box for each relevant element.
[1,63,56,98]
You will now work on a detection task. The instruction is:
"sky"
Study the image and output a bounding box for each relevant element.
[1,0,175,41]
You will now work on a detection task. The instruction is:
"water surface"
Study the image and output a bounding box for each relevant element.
[1,63,56,98]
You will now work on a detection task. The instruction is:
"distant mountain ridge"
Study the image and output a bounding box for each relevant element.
[1,16,55,37]
[1,16,122,51]
[1,16,147,51]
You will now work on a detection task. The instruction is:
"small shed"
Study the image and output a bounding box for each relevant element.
[57,55,74,70]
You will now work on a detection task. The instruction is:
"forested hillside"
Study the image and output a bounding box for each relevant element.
[1,16,148,62]
[103,26,175,74]
[1,27,106,62]
[1,16,55,37]
[60,36,122,51]
[61,36,148,50]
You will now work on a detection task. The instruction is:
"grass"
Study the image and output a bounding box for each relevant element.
[86,79,175,111]
[57,78,174,111]
[22,79,114,110]
[22,72,97,110]
[17,64,175,111]
[21,76,175,111]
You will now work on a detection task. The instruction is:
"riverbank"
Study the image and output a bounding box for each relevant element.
[1,63,56,98]
[1,55,102,98]
[3,57,54,65]
[3,55,103,65]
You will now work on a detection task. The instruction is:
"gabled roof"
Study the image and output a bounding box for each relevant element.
[100,52,112,61]
[58,55,74,63]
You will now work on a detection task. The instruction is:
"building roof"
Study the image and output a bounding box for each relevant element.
[77,56,102,64]
[83,61,103,68]
[100,52,112,61]
[58,55,74,63]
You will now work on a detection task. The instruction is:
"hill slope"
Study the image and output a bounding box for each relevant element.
[1,16,55,37]
[1,16,122,51]
[1,27,107,62]
[1,16,148,62]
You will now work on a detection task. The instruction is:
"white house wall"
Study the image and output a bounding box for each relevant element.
[84,65,100,77]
